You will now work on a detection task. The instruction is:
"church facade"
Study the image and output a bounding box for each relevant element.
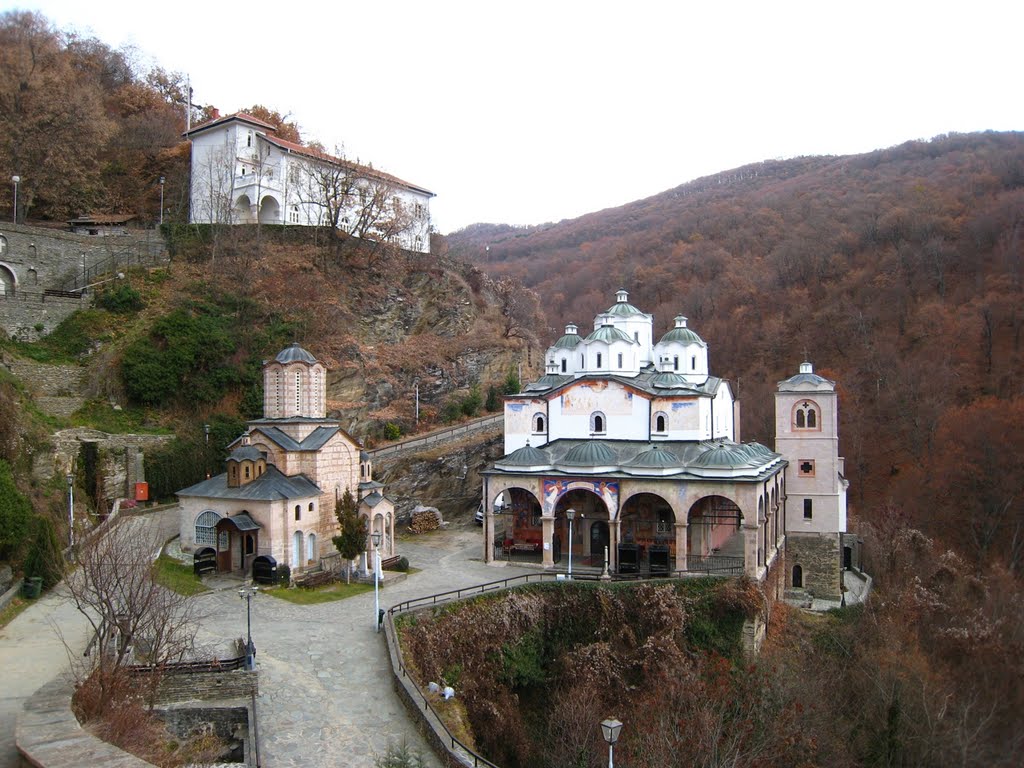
[177,343,395,576]
[482,291,849,600]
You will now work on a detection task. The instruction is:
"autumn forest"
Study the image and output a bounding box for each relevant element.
[2,7,1023,766]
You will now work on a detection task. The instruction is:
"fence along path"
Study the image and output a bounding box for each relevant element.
[368,414,502,462]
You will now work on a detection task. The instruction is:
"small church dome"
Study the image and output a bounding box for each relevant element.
[275,342,318,365]
[659,316,705,346]
[227,445,263,462]
[501,443,552,467]
[560,441,617,466]
[585,324,634,344]
[604,289,644,317]
[626,445,680,467]
[552,324,581,349]
[692,442,750,468]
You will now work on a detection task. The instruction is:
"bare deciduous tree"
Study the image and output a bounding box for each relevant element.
[65,517,200,709]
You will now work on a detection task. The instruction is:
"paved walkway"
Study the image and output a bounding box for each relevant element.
[0,509,181,768]
[194,527,533,767]
[2,512,529,768]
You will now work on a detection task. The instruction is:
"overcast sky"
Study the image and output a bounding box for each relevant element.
[16,0,1024,233]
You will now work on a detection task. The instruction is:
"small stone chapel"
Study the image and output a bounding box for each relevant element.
[177,343,395,575]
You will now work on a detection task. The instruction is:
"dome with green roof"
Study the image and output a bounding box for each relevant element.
[692,442,751,469]
[560,441,617,466]
[552,323,582,349]
[659,316,705,346]
[626,445,680,468]
[604,289,645,317]
[497,443,552,469]
[651,372,690,389]
[585,324,634,344]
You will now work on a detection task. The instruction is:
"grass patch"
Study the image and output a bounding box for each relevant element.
[152,555,208,596]
[70,400,170,435]
[262,581,373,604]
[0,596,31,629]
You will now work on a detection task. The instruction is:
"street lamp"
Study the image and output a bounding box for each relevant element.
[158,176,165,225]
[565,508,576,579]
[66,473,74,549]
[11,176,20,223]
[238,583,259,670]
[370,530,382,632]
[601,718,623,768]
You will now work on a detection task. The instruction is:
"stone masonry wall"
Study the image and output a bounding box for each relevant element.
[154,670,257,704]
[0,222,166,340]
[786,532,841,600]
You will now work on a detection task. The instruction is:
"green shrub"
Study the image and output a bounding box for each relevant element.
[394,556,410,572]
[460,386,482,417]
[96,284,144,313]
[485,385,501,412]
[0,460,33,561]
[383,422,402,441]
[23,515,64,589]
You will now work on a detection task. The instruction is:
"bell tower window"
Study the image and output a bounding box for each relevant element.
[793,401,820,431]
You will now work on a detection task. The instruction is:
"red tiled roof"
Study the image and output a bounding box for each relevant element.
[260,134,434,197]
[183,111,278,137]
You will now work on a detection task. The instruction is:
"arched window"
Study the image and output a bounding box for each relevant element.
[591,411,606,434]
[794,401,820,430]
[792,564,803,588]
[673,356,679,371]
[653,412,667,433]
[295,504,301,521]
[245,534,255,555]
[294,370,302,411]
[617,353,623,368]
[292,531,303,566]
[195,510,220,546]
[308,502,315,512]
[596,352,603,368]
[307,533,317,562]
[533,413,546,433]
[561,358,567,373]
[244,465,250,479]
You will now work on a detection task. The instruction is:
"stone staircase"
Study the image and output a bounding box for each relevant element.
[1,354,86,418]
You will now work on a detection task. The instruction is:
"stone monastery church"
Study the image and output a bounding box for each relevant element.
[482,290,852,601]
[177,344,394,574]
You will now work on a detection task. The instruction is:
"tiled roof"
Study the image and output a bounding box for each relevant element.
[183,111,277,135]
[177,465,321,501]
[517,366,722,399]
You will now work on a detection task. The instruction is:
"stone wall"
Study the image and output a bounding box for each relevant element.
[0,222,167,340]
[155,706,248,763]
[786,532,841,600]
[46,428,174,507]
[0,354,86,417]
[154,669,257,704]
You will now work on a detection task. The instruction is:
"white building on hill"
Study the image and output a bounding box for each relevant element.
[185,112,434,253]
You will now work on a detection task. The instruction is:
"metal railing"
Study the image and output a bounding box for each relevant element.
[60,245,169,293]
[125,655,249,675]
[370,414,503,460]
[0,288,86,304]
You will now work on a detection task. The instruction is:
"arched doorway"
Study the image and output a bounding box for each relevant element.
[550,484,611,568]
[687,495,743,567]
[259,195,281,224]
[792,564,804,588]
[494,488,543,561]
[590,520,609,562]
[292,530,303,568]
[307,532,317,563]
[619,492,675,571]
[0,264,16,296]
[234,194,253,223]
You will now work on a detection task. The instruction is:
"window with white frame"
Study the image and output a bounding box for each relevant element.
[195,510,220,546]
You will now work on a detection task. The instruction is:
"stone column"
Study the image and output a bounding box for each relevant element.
[542,515,554,568]
[484,510,494,564]
[610,519,620,572]
[674,522,688,572]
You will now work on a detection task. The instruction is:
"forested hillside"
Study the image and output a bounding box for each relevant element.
[450,131,1024,575]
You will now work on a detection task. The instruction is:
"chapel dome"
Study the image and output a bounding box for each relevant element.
[275,342,318,365]
[659,316,705,346]
[651,372,690,389]
[585,324,634,344]
[552,324,582,349]
[560,441,617,466]
[626,445,680,468]
[502,443,552,467]
[691,442,750,468]
[227,446,263,462]
[604,289,644,317]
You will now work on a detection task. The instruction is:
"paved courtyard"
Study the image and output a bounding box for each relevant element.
[1,511,531,768]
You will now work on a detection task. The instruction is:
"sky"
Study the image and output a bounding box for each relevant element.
[12,0,1024,233]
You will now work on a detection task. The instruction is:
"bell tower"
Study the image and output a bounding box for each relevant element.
[263,343,327,419]
[775,362,848,600]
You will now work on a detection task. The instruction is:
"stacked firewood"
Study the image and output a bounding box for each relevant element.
[409,505,443,533]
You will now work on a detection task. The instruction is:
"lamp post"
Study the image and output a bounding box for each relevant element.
[66,473,74,549]
[414,378,419,427]
[11,176,20,223]
[601,718,623,768]
[566,508,576,579]
[238,583,259,670]
[158,176,165,225]
[371,530,382,632]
